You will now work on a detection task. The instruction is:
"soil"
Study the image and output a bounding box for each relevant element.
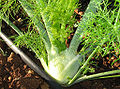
[0,41,120,89]
[1,0,120,89]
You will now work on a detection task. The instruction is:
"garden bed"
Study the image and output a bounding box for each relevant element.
[0,41,120,89]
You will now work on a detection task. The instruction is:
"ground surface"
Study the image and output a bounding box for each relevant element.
[1,0,120,89]
[0,44,120,89]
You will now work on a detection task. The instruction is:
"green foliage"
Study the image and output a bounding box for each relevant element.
[41,0,79,50]
[19,0,79,52]
[14,29,47,63]
[1,0,21,18]
[1,0,79,52]
[1,0,120,85]
[81,0,120,57]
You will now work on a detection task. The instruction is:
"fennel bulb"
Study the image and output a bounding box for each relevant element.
[41,48,82,84]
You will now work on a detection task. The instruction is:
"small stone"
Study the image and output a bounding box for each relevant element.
[28,70,34,74]
[17,18,22,22]
[8,76,12,82]
[7,52,14,62]
[106,57,109,60]
[79,11,84,15]
[103,88,107,89]
[23,65,27,69]
[111,56,115,60]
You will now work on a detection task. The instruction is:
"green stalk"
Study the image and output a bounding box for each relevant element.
[18,0,44,31]
[69,0,102,54]
[114,7,120,26]
[2,16,23,36]
[68,46,99,84]
[18,0,51,52]
[40,12,55,49]
[18,0,58,52]
[2,15,48,57]
[36,0,46,8]
[36,0,57,48]
[113,7,120,42]
[74,69,120,84]
[94,74,120,79]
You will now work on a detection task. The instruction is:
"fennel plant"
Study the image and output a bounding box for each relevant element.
[0,0,120,86]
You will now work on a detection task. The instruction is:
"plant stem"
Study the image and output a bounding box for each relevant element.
[74,69,120,84]
[36,0,46,8]
[18,0,51,51]
[114,7,120,26]
[2,16,23,36]
[18,0,44,31]
[69,0,102,54]
[36,0,56,48]
[68,46,99,84]
[40,12,55,48]
[114,7,120,42]
[94,74,120,79]
[2,15,50,56]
